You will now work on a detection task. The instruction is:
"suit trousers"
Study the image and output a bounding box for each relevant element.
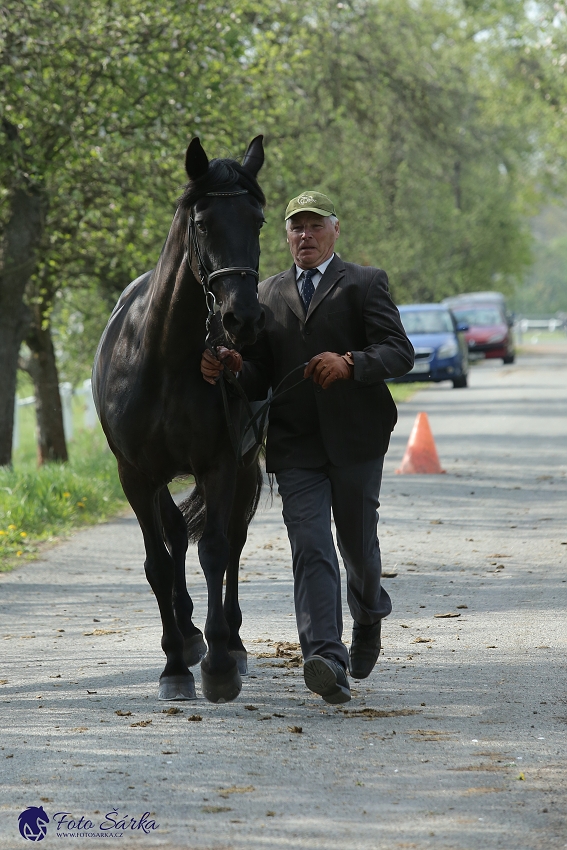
[275,457,392,671]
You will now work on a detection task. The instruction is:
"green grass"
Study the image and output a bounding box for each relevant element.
[1,409,127,571]
[518,329,567,346]
[2,393,196,572]
[388,382,423,403]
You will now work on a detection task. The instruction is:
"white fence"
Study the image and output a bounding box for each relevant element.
[13,378,97,450]
[516,318,566,333]
[513,316,567,344]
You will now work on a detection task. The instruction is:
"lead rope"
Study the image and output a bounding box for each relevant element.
[229,363,309,466]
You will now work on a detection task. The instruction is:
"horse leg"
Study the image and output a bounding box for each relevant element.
[159,488,207,667]
[224,462,261,676]
[198,465,242,703]
[117,459,195,701]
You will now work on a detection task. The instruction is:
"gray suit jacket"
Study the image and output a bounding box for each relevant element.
[240,255,414,471]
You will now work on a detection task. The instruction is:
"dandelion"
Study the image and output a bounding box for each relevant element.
[20,532,27,538]
[77,502,85,508]
[0,530,5,536]
[16,551,22,557]
[63,492,71,499]
[8,524,16,531]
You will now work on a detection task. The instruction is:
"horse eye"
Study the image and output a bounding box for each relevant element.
[196,222,207,234]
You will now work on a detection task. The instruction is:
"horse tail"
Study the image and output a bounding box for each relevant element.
[179,458,264,544]
[179,485,207,544]
[245,458,264,527]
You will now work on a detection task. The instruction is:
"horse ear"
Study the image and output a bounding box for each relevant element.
[185,137,209,181]
[242,135,264,177]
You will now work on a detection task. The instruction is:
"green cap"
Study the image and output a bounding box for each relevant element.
[285,191,336,220]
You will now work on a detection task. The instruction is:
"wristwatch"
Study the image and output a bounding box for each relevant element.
[341,351,355,375]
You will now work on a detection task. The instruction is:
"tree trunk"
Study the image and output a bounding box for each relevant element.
[0,186,46,466]
[24,315,68,464]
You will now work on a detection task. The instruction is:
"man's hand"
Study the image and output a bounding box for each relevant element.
[304,351,353,390]
[201,347,243,385]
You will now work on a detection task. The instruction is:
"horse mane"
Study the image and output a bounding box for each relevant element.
[178,158,266,210]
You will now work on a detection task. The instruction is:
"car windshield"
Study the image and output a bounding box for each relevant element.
[400,310,454,334]
[452,307,503,326]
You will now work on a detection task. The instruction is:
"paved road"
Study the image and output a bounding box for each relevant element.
[1,353,566,850]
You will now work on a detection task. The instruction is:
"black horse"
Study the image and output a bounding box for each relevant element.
[92,136,266,703]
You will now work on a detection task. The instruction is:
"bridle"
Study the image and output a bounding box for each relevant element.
[187,188,259,350]
[187,187,308,466]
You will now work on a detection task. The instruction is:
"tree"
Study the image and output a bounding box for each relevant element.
[0,0,256,465]
[4,0,564,469]
[248,0,539,302]
[0,157,46,463]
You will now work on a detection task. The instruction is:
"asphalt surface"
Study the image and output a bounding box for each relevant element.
[1,352,566,850]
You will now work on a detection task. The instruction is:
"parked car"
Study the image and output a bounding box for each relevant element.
[443,292,515,364]
[443,290,514,322]
[394,304,469,388]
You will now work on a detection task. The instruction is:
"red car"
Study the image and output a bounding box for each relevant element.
[448,302,515,364]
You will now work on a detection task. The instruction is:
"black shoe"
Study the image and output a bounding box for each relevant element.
[349,620,382,679]
[303,655,351,704]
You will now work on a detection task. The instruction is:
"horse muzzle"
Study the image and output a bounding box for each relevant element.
[222,304,265,347]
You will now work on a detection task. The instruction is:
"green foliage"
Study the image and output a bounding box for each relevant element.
[250,0,539,301]
[512,203,567,314]
[0,0,260,382]
[0,426,126,569]
[1,0,565,388]
[513,237,567,314]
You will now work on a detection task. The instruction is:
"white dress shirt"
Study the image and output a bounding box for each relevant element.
[295,254,335,300]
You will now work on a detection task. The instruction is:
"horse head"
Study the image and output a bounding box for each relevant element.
[184,136,266,347]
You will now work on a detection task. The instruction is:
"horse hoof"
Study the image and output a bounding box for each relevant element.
[158,673,196,701]
[229,650,248,676]
[200,661,242,704]
[183,633,207,667]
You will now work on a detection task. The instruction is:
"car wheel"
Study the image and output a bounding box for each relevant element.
[502,354,515,364]
[452,374,468,389]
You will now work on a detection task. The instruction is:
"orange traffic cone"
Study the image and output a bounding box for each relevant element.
[395,412,445,474]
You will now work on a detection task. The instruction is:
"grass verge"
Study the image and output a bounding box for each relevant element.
[0,426,126,572]
[388,382,423,403]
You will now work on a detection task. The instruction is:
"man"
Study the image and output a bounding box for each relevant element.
[202,191,414,704]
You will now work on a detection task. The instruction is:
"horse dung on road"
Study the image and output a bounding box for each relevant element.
[92,136,266,704]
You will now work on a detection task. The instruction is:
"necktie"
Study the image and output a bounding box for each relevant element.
[301,269,316,310]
